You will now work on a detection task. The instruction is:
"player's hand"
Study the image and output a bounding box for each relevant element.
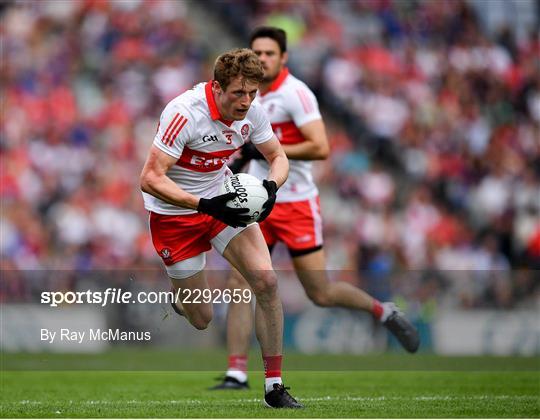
[197,192,250,228]
[257,180,278,222]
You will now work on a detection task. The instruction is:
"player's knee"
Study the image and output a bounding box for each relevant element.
[250,271,278,298]
[227,271,249,289]
[307,289,332,307]
[189,307,213,330]
[191,315,212,330]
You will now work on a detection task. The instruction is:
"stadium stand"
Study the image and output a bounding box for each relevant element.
[1,0,539,314]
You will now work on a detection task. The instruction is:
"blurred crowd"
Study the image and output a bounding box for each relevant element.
[2,0,205,274]
[220,0,540,310]
[1,0,539,310]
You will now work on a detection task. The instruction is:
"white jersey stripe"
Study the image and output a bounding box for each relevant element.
[309,197,323,246]
[296,89,311,113]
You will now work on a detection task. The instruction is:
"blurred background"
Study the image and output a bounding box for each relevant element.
[1,0,539,358]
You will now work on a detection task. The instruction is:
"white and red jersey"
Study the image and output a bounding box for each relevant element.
[143,82,274,215]
[249,68,322,203]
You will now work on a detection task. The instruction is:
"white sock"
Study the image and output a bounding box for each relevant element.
[226,369,247,383]
[380,302,396,323]
[265,377,282,393]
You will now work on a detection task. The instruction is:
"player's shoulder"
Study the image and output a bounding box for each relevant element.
[161,83,206,119]
[165,83,205,110]
[246,97,266,120]
[281,72,314,94]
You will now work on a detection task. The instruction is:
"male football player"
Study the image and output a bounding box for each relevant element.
[140,48,301,408]
[211,28,419,390]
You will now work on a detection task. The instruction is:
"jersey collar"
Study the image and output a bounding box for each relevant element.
[205,81,233,126]
[260,67,289,96]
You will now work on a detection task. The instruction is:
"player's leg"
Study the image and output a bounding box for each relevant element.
[167,253,213,330]
[149,212,216,330]
[209,267,253,390]
[292,248,375,310]
[214,224,301,408]
[273,198,419,353]
[212,218,278,390]
[221,224,282,357]
[291,247,419,353]
[226,269,253,357]
[267,198,375,310]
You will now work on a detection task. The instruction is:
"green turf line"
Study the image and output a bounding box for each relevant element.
[1,370,539,418]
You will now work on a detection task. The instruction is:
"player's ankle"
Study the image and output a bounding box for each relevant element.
[226,369,247,383]
[265,377,282,393]
[227,354,247,381]
[263,354,282,392]
[372,299,384,320]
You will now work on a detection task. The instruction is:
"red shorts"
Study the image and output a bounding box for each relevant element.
[259,197,323,252]
[149,212,227,266]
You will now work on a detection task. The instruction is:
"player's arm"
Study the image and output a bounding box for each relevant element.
[140,145,200,209]
[281,118,329,161]
[255,135,289,188]
[140,145,249,227]
[253,135,288,222]
[247,103,288,221]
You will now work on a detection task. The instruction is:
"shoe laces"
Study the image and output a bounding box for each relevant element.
[273,383,289,392]
[273,384,298,402]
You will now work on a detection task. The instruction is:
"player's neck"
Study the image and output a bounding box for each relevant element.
[259,81,272,95]
[259,67,287,95]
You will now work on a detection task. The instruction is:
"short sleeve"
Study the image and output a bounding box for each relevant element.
[248,102,274,144]
[153,103,192,158]
[286,84,322,128]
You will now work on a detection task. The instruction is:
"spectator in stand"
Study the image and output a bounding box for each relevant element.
[1,0,538,309]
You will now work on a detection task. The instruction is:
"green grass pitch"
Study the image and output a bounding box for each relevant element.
[1,350,539,418]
